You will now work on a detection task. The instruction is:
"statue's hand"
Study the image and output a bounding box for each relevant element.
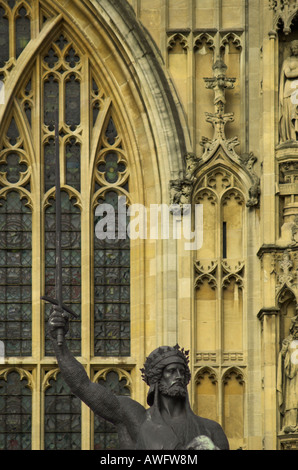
[48,306,69,341]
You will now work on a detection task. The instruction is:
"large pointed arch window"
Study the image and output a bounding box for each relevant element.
[0,5,131,450]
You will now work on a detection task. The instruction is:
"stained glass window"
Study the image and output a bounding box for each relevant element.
[44,137,56,193]
[43,75,59,133]
[94,191,130,357]
[0,370,32,450]
[65,74,80,131]
[0,153,27,184]
[65,138,81,192]
[15,6,31,59]
[0,1,31,70]
[93,371,130,450]
[44,372,81,450]
[98,153,126,185]
[45,192,81,356]
[0,11,131,450]
[0,192,32,357]
[0,6,9,68]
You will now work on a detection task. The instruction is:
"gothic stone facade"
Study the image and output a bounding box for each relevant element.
[0,0,297,451]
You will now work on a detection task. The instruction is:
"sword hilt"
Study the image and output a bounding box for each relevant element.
[42,296,79,318]
[42,296,79,347]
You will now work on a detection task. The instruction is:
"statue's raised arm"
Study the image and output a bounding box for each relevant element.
[48,308,125,425]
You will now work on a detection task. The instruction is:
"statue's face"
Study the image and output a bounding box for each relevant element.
[291,42,298,56]
[159,362,187,398]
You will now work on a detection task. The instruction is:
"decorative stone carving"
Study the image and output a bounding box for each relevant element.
[291,215,298,244]
[277,158,298,243]
[196,352,217,362]
[200,58,237,154]
[170,153,200,213]
[204,59,236,108]
[167,32,189,51]
[277,315,298,433]
[169,177,195,214]
[277,250,295,289]
[269,0,298,35]
[223,352,244,362]
[222,367,245,386]
[193,32,215,53]
[279,434,298,449]
[195,367,218,385]
[194,260,218,290]
[239,152,261,207]
[220,32,243,52]
[279,40,298,144]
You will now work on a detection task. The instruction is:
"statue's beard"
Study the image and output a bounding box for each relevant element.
[159,381,187,398]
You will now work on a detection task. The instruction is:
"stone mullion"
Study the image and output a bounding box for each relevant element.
[217,196,224,426]
[160,0,168,62]
[79,56,92,449]
[31,364,40,450]
[257,308,279,450]
[188,0,195,150]
[30,54,42,450]
[262,30,278,246]
[8,6,14,61]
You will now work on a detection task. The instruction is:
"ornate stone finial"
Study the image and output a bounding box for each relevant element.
[201,58,239,154]
[204,58,236,108]
[200,59,261,208]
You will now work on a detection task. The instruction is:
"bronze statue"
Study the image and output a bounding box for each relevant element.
[277,315,298,433]
[279,40,298,143]
[48,309,229,450]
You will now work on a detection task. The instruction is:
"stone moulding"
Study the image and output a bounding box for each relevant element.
[84,0,191,182]
[269,0,298,35]
[278,433,298,449]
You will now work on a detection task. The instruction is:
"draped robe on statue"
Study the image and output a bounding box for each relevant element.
[279,56,298,143]
[277,335,298,429]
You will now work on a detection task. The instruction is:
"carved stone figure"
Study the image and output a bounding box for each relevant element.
[48,308,229,450]
[279,40,298,143]
[277,315,298,433]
